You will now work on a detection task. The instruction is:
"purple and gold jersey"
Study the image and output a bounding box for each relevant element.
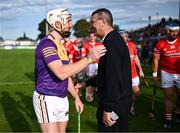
[35,35,69,97]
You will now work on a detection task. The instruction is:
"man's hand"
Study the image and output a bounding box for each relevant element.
[88,45,107,62]
[74,83,83,94]
[103,111,116,127]
[75,83,83,89]
[75,96,84,114]
[139,69,144,78]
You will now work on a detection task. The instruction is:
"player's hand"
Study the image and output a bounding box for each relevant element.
[88,45,107,62]
[103,111,116,127]
[75,96,84,114]
[75,83,84,90]
[139,70,144,78]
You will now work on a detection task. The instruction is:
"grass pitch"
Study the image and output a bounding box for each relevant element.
[0,49,179,132]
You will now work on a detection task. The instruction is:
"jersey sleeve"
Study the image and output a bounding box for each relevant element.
[40,40,59,65]
[154,41,161,54]
[102,40,122,112]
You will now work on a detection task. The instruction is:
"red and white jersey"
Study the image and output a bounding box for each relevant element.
[63,40,81,63]
[63,40,74,56]
[127,41,138,78]
[154,37,180,74]
[81,40,102,64]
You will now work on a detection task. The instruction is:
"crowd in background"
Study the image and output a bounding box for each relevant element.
[64,18,180,66]
[129,18,180,64]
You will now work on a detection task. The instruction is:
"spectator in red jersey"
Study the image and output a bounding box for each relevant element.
[63,37,82,63]
[63,37,83,95]
[152,22,180,128]
[121,30,144,116]
[69,38,82,63]
[81,32,102,102]
[63,37,74,56]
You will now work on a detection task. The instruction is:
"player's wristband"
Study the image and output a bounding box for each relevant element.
[84,57,93,64]
[152,72,157,77]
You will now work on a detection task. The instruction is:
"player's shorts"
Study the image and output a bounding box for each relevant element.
[161,70,180,89]
[33,91,69,123]
[86,63,98,77]
[132,76,140,87]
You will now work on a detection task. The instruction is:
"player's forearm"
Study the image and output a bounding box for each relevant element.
[50,58,90,80]
[60,58,91,80]
[135,56,143,72]
[68,78,79,99]
[152,54,159,73]
[49,45,106,80]
[152,61,158,72]
[152,58,159,78]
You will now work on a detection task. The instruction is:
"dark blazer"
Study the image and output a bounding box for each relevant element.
[97,30,132,113]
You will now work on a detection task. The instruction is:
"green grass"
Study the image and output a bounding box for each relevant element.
[0,49,180,132]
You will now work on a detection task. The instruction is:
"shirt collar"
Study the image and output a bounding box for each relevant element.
[101,33,108,43]
[167,39,177,44]
[101,30,114,43]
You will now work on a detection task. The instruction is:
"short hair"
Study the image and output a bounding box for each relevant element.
[92,8,113,26]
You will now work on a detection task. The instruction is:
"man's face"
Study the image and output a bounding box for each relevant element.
[89,33,96,42]
[61,16,73,38]
[91,14,103,38]
[122,34,128,43]
[167,29,178,41]
[63,16,73,32]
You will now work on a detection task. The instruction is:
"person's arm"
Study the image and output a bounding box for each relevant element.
[103,38,130,112]
[102,38,129,126]
[68,77,84,114]
[135,55,144,78]
[152,53,160,82]
[103,43,119,112]
[48,45,106,80]
[103,46,118,127]
[152,40,161,82]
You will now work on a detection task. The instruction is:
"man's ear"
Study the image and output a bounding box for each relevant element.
[55,21,62,30]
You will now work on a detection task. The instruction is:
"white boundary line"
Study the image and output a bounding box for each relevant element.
[0,81,34,85]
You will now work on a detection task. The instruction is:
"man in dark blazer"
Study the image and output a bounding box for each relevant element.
[91,8,132,132]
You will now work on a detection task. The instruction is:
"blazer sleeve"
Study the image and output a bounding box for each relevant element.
[103,39,122,112]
